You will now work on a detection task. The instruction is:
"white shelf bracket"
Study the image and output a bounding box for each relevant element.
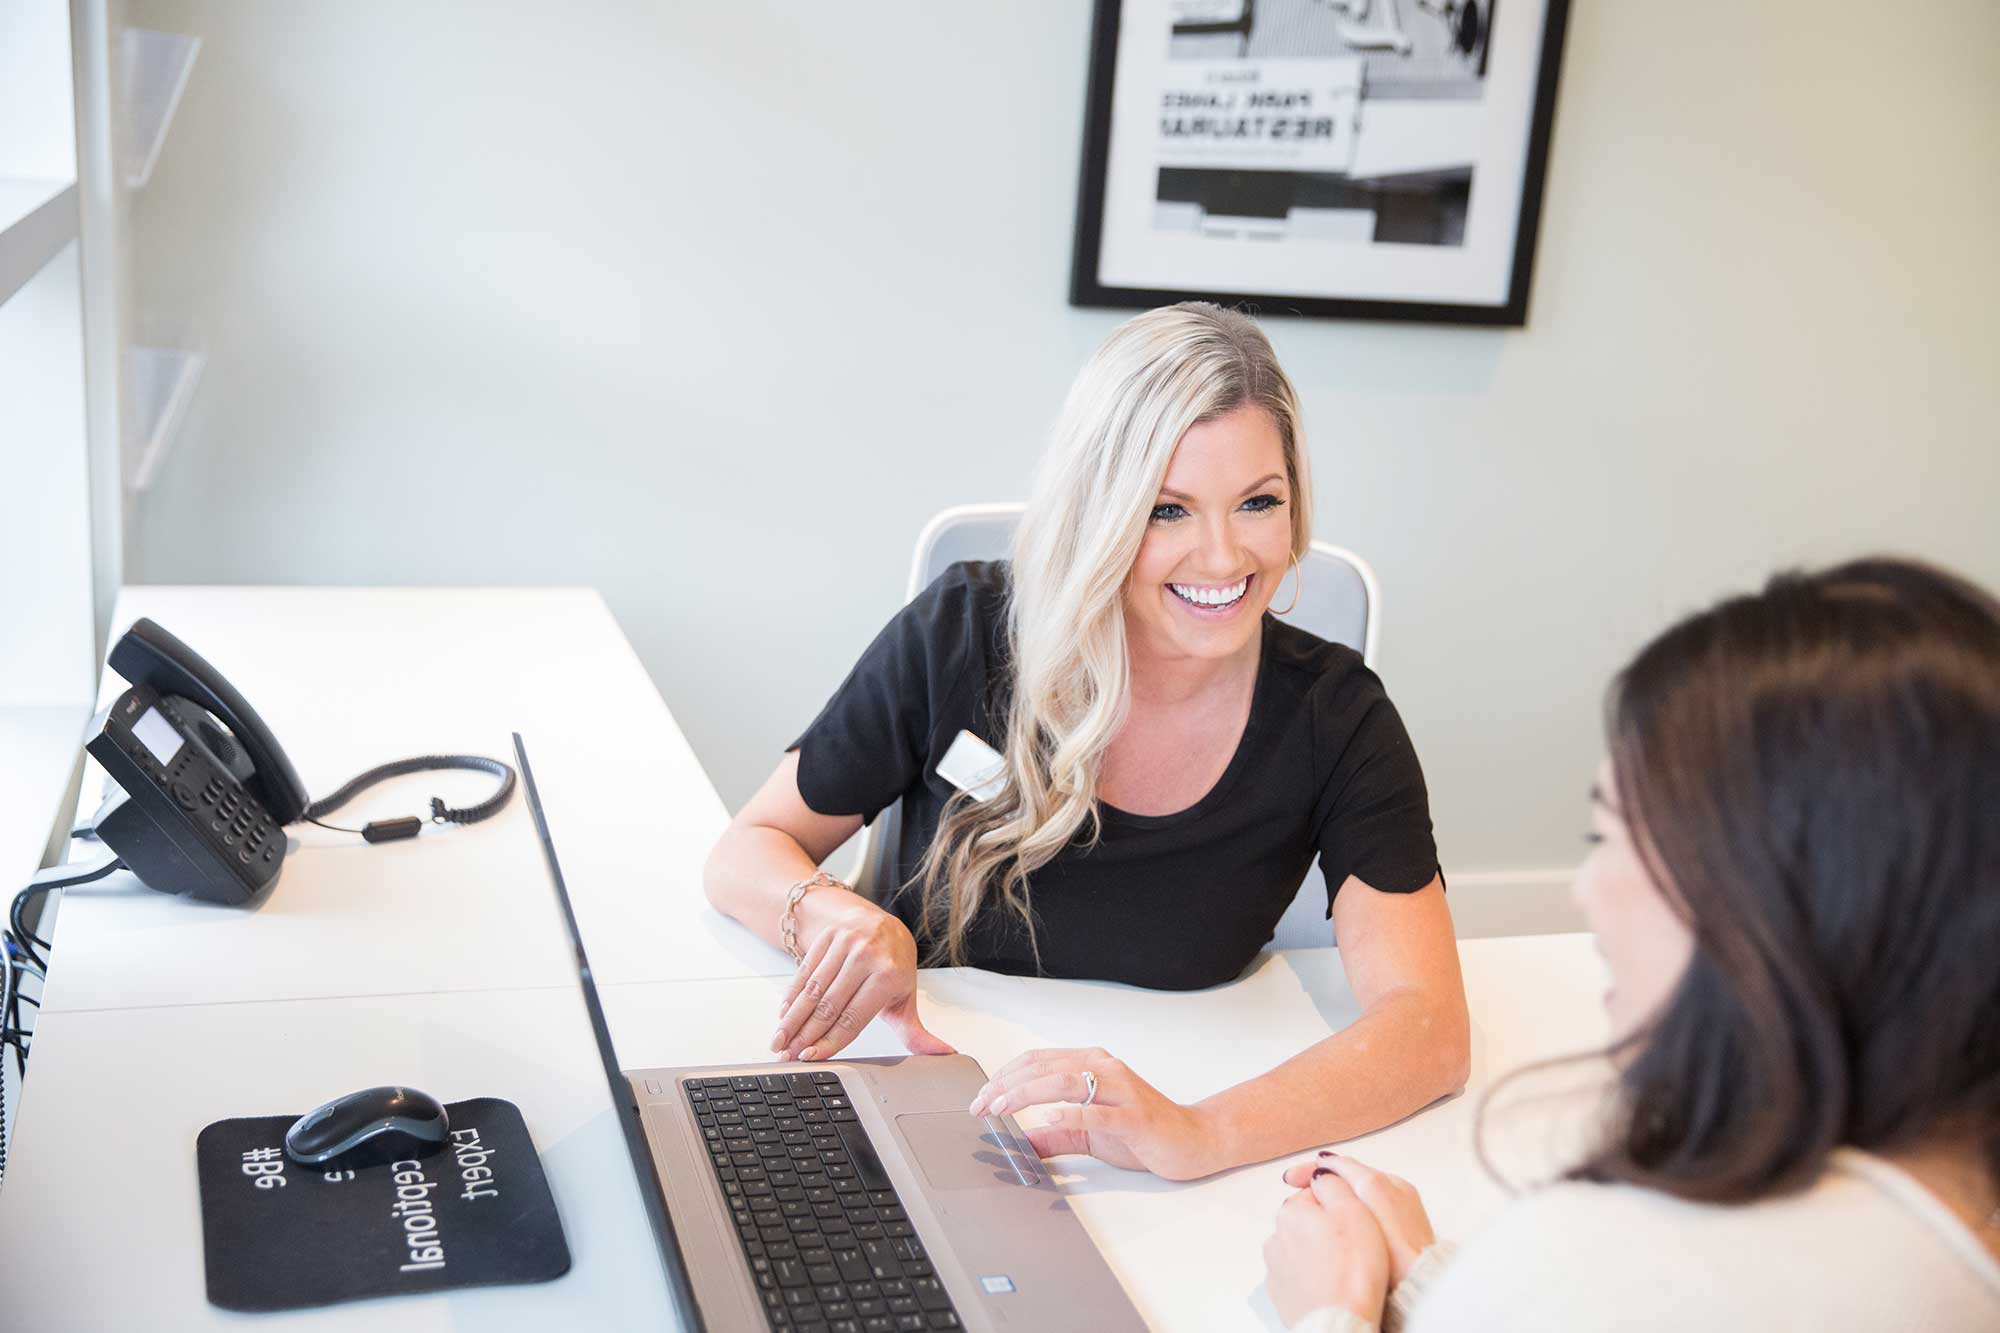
[119,27,201,190]
[125,342,206,492]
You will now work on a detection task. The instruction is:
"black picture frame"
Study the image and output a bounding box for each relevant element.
[1069,0,1572,326]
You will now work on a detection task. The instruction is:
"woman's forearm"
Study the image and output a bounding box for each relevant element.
[701,824,824,953]
[1196,985,1470,1171]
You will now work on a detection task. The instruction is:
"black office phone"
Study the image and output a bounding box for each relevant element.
[84,619,311,905]
[75,618,515,908]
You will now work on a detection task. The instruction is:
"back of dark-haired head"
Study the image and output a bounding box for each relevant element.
[1578,556,2000,1202]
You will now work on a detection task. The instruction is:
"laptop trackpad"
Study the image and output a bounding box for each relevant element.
[896,1112,1043,1190]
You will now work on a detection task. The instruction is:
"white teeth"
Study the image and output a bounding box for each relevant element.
[1170,577,1248,608]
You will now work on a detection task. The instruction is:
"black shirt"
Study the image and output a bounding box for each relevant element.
[792,561,1438,990]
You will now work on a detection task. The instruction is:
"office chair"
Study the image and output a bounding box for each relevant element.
[848,502,1381,953]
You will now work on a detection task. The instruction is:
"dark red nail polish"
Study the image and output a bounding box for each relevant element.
[1312,1167,1334,1179]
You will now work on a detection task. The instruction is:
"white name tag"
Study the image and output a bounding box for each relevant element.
[936,730,1006,802]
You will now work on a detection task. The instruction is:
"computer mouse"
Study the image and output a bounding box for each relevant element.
[284,1085,450,1171]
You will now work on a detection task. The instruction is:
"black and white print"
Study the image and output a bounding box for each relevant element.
[1072,0,1569,324]
[1159,0,1492,247]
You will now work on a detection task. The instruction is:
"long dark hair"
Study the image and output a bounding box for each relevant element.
[1549,557,2000,1202]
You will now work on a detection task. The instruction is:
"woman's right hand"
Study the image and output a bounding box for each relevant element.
[771,889,955,1061]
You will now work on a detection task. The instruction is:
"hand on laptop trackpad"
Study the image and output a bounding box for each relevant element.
[897,1112,1044,1190]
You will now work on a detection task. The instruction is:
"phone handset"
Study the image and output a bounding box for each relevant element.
[108,618,310,825]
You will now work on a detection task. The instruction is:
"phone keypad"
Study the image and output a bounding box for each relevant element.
[97,686,286,897]
[185,764,279,874]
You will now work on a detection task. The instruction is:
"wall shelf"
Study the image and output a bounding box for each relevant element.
[125,342,206,492]
[119,27,200,189]
[0,178,77,308]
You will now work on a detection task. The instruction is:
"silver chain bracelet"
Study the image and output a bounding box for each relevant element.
[780,870,847,961]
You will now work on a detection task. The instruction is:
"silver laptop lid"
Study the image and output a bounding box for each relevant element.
[515,732,708,1330]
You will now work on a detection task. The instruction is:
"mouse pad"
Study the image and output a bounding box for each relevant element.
[195,1097,570,1312]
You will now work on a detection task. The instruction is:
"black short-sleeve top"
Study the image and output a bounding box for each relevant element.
[791,561,1438,991]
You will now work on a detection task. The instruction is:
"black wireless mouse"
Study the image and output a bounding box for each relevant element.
[284,1085,450,1171]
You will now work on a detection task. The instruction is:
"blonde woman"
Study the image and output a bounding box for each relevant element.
[704,303,1469,1180]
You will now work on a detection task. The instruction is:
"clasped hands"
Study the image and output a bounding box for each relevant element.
[767,891,1221,1180]
[1263,1151,1438,1329]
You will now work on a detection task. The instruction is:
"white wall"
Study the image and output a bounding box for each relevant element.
[124,1,2000,919]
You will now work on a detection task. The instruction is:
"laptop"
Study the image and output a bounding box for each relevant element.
[515,734,1148,1333]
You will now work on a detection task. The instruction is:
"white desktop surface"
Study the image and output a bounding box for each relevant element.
[37,792,587,1012]
[2,587,1613,1331]
[49,586,781,1006]
[0,984,676,1330]
[0,934,1605,1332]
[601,935,1607,1333]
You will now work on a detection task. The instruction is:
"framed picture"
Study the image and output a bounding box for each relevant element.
[1070,0,1572,326]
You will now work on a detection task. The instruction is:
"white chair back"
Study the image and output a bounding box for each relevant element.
[855,503,1381,952]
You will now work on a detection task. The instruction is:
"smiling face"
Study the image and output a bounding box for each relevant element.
[1573,760,1697,1043]
[1123,402,1296,665]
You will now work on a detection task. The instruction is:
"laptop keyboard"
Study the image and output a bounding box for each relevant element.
[684,1072,965,1332]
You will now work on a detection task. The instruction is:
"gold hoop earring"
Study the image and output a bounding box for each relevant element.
[1271,552,1303,616]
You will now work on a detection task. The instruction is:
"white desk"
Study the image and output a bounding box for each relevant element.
[2,586,737,1331]
[603,936,1606,1333]
[1,986,678,1330]
[43,586,781,1014]
[0,587,1609,1331]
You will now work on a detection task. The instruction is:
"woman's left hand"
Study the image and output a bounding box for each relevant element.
[966,1047,1221,1180]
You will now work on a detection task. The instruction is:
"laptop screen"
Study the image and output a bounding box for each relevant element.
[514,732,707,1331]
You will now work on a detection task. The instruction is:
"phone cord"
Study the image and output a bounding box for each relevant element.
[301,755,517,827]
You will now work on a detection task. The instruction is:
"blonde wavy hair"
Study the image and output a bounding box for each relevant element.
[910,303,1313,965]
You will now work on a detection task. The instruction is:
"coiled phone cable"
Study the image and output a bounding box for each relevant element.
[301,754,517,843]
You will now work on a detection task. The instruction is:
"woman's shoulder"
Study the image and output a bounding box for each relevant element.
[1410,1163,2000,1331]
[1264,615,1372,698]
[920,559,1011,613]
[1262,618,1405,764]
[892,561,1012,685]
[1469,1160,2000,1257]
[1260,619,1427,809]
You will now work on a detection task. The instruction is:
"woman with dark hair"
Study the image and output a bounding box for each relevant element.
[1263,556,2000,1331]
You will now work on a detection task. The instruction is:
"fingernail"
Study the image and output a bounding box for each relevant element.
[770,1029,786,1051]
[800,1047,817,1062]
[1312,1167,1334,1179]
[1319,1150,1339,1159]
